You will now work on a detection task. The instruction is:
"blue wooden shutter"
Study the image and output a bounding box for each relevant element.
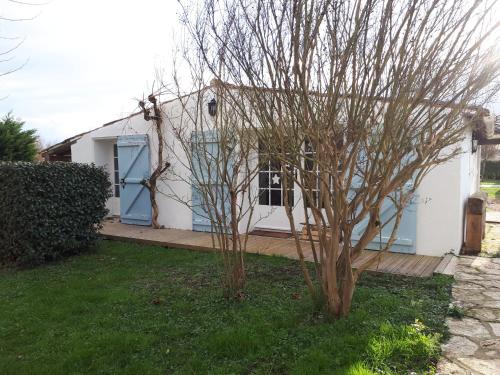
[191,131,232,232]
[117,135,152,226]
[349,149,417,254]
[351,186,417,254]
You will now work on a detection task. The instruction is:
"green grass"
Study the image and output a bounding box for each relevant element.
[480,186,500,200]
[0,241,453,375]
[480,179,500,185]
[481,179,500,200]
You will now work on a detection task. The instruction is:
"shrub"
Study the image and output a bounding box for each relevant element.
[0,162,111,266]
[482,160,500,180]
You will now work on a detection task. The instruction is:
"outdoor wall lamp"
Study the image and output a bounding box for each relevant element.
[208,98,217,116]
[472,138,478,153]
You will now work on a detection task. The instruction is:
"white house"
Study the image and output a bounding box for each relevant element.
[42,88,493,258]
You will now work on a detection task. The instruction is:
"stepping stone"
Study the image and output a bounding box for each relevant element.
[456,266,481,274]
[442,336,478,357]
[459,257,476,266]
[490,322,500,336]
[480,262,500,270]
[485,350,499,357]
[438,256,500,373]
[480,268,500,276]
[483,291,500,300]
[454,282,485,291]
[454,300,478,310]
[484,274,500,281]
[466,308,500,322]
[436,358,468,374]
[455,273,484,281]
[471,258,495,268]
[453,290,486,302]
[483,300,500,309]
[456,357,500,374]
[480,338,500,350]
[447,318,490,338]
[479,280,500,289]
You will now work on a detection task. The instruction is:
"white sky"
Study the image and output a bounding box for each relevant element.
[1,0,500,146]
[0,0,182,145]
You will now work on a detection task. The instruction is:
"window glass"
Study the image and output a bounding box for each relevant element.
[258,139,293,206]
[113,144,120,198]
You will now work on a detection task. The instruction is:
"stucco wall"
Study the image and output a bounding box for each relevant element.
[71,97,478,257]
[406,129,479,257]
[415,156,463,256]
[71,100,195,229]
[456,131,481,254]
[247,153,466,257]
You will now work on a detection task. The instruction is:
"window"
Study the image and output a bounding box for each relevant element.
[304,140,337,207]
[304,140,320,206]
[113,144,120,197]
[258,140,294,206]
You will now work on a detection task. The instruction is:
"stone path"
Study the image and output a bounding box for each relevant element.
[482,223,500,257]
[437,256,500,374]
[486,210,500,224]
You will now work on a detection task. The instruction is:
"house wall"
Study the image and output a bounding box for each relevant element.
[71,99,197,229]
[249,155,465,257]
[251,135,478,257]
[415,155,463,256]
[72,133,118,215]
[71,96,479,258]
[96,140,119,215]
[457,130,481,253]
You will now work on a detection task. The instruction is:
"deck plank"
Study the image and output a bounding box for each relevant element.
[383,255,404,273]
[421,256,443,277]
[100,221,441,278]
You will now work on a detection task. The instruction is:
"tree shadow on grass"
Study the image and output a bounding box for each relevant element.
[0,242,453,375]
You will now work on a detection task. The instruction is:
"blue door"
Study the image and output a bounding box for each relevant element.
[117,135,152,226]
[351,183,417,254]
[191,131,232,232]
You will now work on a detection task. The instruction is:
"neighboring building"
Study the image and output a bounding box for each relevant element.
[41,132,88,162]
[479,115,500,162]
[43,86,496,258]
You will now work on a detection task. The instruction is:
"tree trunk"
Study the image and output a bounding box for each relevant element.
[138,95,169,230]
[322,271,356,318]
[228,189,245,296]
[149,180,160,229]
[339,277,355,317]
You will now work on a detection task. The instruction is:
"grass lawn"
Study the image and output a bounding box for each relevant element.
[0,241,452,375]
[480,179,500,185]
[481,179,500,200]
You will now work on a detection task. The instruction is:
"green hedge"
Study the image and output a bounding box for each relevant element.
[0,162,111,266]
[482,160,500,180]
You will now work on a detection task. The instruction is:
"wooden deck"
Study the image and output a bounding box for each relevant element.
[100,220,442,277]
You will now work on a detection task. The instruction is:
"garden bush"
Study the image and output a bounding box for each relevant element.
[482,160,500,180]
[0,162,111,266]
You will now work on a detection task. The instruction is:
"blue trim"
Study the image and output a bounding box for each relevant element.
[191,131,232,233]
[117,134,152,226]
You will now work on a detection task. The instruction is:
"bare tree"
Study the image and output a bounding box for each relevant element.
[0,0,44,84]
[138,94,171,229]
[178,0,500,317]
[155,76,261,298]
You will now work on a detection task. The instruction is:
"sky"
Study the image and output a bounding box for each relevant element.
[0,0,182,145]
[2,0,500,147]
